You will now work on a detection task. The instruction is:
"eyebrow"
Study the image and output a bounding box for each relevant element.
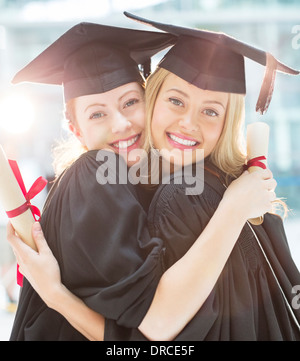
[167,88,226,110]
[84,90,142,113]
[118,90,141,102]
[84,103,106,113]
[202,100,226,110]
[166,88,189,98]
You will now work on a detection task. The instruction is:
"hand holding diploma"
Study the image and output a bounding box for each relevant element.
[0,145,47,251]
[245,122,270,225]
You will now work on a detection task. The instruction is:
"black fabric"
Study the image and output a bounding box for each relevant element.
[160,36,246,95]
[12,22,176,101]
[147,162,300,340]
[10,150,164,341]
[124,12,299,114]
[62,44,144,102]
[106,159,300,340]
[124,12,298,76]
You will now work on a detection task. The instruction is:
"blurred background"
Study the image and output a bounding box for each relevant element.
[0,0,299,340]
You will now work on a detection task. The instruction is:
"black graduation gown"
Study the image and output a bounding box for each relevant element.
[146,162,300,341]
[105,159,300,340]
[10,150,164,341]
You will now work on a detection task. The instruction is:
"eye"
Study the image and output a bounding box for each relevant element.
[124,98,139,108]
[203,109,219,117]
[169,97,184,107]
[89,111,105,120]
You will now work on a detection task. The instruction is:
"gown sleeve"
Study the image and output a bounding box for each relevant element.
[146,174,227,340]
[148,172,224,269]
[41,150,165,328]
[147,170,300,340]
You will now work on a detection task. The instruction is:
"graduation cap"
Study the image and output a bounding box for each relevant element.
[12,22,176,102]
[124,12,299,114]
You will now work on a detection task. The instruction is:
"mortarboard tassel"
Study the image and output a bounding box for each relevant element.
[256,53,278,115]
[142,59,151,79]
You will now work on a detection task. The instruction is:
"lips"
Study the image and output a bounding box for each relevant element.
[109,133,141,152]
[166,132,200,149]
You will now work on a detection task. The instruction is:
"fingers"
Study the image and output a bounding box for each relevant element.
[256,168,273,180]
[269,191,277,202]
[6,221,37,263]
[250,168,272,179]
[265,177,277,191]
[241,170,249,176]
[7,227,23,266]
[32,222,48,253]
[264,173,277,206]
[249,168,278,214]
[6,221,14,237]
[7,221,48,257]
[250,168,277,191]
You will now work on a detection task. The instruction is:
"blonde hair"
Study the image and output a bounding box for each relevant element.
[52,98,87,177]
[145,67,288,217]
[145,68,246,180]
[210,91,246,180]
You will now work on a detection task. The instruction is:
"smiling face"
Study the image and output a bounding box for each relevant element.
[68,82,145,166]
[151,72,229,165]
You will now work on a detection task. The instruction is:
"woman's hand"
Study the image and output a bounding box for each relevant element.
[222,169,277,222]
[7,221,62,308]
[7,222,105,341]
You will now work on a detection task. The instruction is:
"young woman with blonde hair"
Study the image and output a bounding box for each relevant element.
[130,14,299,340]
[7,15,300,341]
[6,21,177,341]
[144,67,247,178]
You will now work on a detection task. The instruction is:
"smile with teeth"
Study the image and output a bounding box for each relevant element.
[110,134,140,149]
[167,133,199,147]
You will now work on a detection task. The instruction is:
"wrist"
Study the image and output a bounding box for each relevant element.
[44,283,68,311]
[218,196,248,226]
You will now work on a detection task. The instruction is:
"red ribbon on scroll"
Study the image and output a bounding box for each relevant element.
[244,156,267,171]
[6,160,47,286]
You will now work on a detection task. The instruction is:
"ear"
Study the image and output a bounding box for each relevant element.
[68,122,86,146]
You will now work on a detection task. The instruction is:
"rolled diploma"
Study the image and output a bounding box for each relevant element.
[246,122,270,225]
[0,145,37,251]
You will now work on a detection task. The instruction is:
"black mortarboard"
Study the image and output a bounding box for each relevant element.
[12,22,176,102]
[124,12,299,114]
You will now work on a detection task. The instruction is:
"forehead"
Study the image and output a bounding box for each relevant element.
[75,82,144,107]
[161,73,229,105]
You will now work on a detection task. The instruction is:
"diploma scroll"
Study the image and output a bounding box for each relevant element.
[246,122,270,225]
[0,145,40,251]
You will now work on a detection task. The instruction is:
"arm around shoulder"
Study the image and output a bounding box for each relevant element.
[139,173,266,340]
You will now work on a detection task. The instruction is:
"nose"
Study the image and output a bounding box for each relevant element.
[111,111,132,134]
[178,110,199,132]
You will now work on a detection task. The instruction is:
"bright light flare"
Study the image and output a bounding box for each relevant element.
[0,94,35,134]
